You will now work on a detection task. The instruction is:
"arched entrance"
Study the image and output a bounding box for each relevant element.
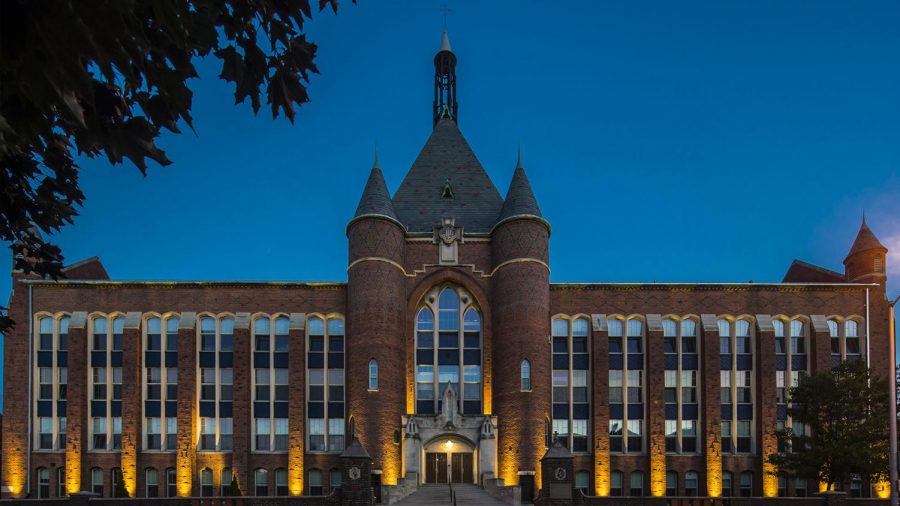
[422,435,475,484]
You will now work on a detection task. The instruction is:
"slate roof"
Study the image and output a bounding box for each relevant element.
[498,157,542,222]
[391,118,504,233]
[782,259,845,283]
[845,220,887,259]
[353,162,399,223]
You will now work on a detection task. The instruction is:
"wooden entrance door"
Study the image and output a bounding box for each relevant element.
[425,452,448,484]
[451,453,473,484]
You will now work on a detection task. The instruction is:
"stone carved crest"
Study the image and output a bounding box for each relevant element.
[433,217,463,265]
[348,466,361,480]
[554,467,567,481]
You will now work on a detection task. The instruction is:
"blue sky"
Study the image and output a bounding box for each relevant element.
[2,1,900,406]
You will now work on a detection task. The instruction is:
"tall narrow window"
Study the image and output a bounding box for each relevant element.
[369,359,378,390]
[307,316,345,452]
[197,315,234,451]
[309,469,323,495]
[664,318,700,454]
[845,320,861,362]
[166,468,177,497]
[253,315,290,452]
[609,318,643,454]
[629,471,644,496]
[575,471,590,496]
[610,471,623,496]
[37,467,49,498]
[665,471,678,496]
[551,317,590,452]
[414,286,483,415]
[91,468,104,496]
[739,471,753,497]
[221,468,233,496]
[329,468,342,493]
[144,315,179,451]
[146,468,159,497]
[34,315,68,451]
[683,471,698,496]
[521,359,531,391]
[57,467,65,498]
[255,468,269,496]
[275,468,288,496]
[722,471,733,497]
[89,315,123,451]
[720,318,754,454]
[200,468,213,497]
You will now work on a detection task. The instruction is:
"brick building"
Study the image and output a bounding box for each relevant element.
[1,32,893,502]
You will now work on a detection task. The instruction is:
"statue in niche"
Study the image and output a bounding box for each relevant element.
[438,381,462,430]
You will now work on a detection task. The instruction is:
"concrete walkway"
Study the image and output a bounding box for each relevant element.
[395,484,508,505]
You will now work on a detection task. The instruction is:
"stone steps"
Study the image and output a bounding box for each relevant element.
[395,484,507,505]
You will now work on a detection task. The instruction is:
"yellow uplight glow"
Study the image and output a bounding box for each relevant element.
[594,448,610,496]
[874,480,891,499]
[4,451,26,497]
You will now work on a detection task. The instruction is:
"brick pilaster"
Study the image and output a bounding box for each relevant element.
[232,312,251,493]
[121,312,143,497]
[700,314,722,497]
[810,315,831,374]
[66,311,88,494]
[288,313,306,495]
[176,312,197,496]
[756,315,777,497]
[645,315,666,496]
[590,315,610,496]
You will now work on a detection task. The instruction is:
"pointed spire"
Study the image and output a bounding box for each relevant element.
[353,153,399,223]
[498,149,543,222]
[440,31,453,53]
[845,217,887,259]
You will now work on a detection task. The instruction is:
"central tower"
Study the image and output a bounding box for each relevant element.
[433,31,458,126]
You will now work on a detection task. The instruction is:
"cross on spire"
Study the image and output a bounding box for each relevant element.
[440,4,451,29]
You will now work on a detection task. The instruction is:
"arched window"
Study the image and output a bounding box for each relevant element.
[575,470,590,495]
[684,471,699,496]
[663,317,700,455]
[629,471,644,496]
[609,317,643,454]
[146,467,159,497]
[845,320,861,360]
[37,467,49,498]
[665,471,678,496]
[329,468,343,493]
[309,469,323,495]
[414,286,483,415]
[369,359,378,390]
[794,478,808,497]
[255,468,269,496]
[198,315,234,452]
[551,316,591,452]
[57,467,66,498]
[777,474,787,497]
[610,471,623,496]
[275,468,288,496]
[253,315,289,453]
[166,468,177,497]
[200,468,213,497]
[722,471,733,497]
[221,468,233,496]
[739,471,753,497]
[89,315,123,451]
[306,316,345,452]
[91,467,104,496]
[720,317,754,454]
[111,468,124,498]
[521,359,531,391]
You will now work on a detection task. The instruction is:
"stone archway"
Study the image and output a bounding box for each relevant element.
[422,435,476,484]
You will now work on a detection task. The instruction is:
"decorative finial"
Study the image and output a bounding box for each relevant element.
[373,144,380,169]
[440,4,451,30]
[516,144,523,169]
[862,209,867,225]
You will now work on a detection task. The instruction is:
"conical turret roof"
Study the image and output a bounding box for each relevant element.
[845,219,887,260]
[353,154,399,224]
[498,151,543,222]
